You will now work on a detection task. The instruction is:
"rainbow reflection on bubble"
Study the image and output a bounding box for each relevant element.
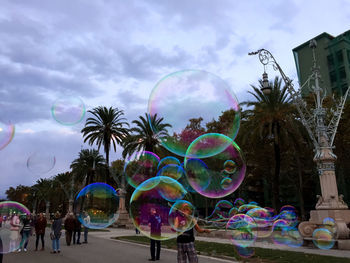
[157,156,181,171]
[184,133,246,198]
[124,151,160,188]
[168,200,196,232]
[74,183,120,229]
[129,176,188,241]
[0,122,15,151]
[312,228,335,250]
[0,201,30,254]
[226,214,257,248]
[148,69,240,157]
[157,164,184,181]
[51,96,86,126]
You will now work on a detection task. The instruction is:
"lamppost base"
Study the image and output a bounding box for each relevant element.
[114,209,134,229]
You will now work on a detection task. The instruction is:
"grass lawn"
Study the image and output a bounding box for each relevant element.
[113,235,349,263]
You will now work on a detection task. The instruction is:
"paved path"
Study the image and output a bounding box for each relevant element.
[92,228,350,259]
[3,230,237,263]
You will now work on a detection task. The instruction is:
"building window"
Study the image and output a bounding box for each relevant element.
[339,67,346,80]
[336,50,344,64]
[329,71,337,83]
[327,55,334,68]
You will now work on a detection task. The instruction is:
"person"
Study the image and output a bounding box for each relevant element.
[34,212,47,251]
[175,204,211,263]
[148,207,162,261]
[0,234,3,263]
[18,214,33,252]
[82,211,90,244]
[9,212,21,253]
[51,212,62,254]
[64,213,75,246]
[73,214,81,245]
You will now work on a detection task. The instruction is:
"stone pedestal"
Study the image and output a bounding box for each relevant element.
[115,210,134,229]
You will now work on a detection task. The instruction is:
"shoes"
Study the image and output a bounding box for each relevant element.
[41,247,45,251]
[156,258,160,261]
[35,248,38,251]
[58,250,61,253]
[24,248,27,252]
[50,251,56,254]
[148,259,155,261]
[77,242,81,245]
[17,249,21,252]
[82,241,87,244]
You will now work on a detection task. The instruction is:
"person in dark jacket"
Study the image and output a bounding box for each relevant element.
[148,208,162,261]
[51,212,62,254]
[64,213,75,246]
[34,213,47,251]
[73,214,81,245]
[18,214,33,252]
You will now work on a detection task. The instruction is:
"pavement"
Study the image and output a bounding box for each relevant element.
[2,229,237,263]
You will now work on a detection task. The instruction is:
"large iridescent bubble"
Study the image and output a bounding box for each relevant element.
[312,228,335,250]
[184,133,246,198]
[124,151,160,188]
[148,70,240,157]
[168,200,196,232]
[74,183,120,229]
[0,122,15,151]
[226,214,257,248]
[51,96,86,126]
[0,201,30,254]
[129,176,189,240]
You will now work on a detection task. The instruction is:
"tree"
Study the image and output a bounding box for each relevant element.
[81,106,129,171]
[122,113,171,158]
[70,149,106,186]
[5,185,32,208]
[241,76,295,211]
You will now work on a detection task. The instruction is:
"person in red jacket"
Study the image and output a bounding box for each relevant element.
[34,213,47,251]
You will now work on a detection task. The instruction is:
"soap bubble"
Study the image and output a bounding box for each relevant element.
[74,183,120,229]
[234,198,245,207]
[220,177,233,190]
[226,214,257,247]
[157,156,181,171]
[124,151,160,188]
[51,96,86,126]
[312,228,335,250]
[247,207,274,237]
[148,69,240,157]
[322,217,336,234]
[27,151,56,175]
[184,133,246,198]
[271,219,298,246]
[168,200,196,232]
[157,164,185,181]
[0,201,30,254]
[0,122,15,151]
[235,246,255,258]
[129,176,188,240]
[223,160,237,174]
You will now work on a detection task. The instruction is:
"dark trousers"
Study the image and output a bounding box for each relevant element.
[73,230,81,244]
[35,233,45,249]
[150,239,161,260]
[84,227,88,242]
[0,236,3,263]
[65,230,73,245]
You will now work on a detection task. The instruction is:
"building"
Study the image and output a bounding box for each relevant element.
[293,30,350,97]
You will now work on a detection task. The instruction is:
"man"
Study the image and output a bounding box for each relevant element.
[175,203,210,263]
[82,212,90,244]
[64,213,75,246]
[73,214,81,245]
[34,212,47,251]
[148,207,162,261]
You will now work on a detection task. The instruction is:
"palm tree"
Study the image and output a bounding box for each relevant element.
[122,113,171,158]
[242,76,295,211]
[70,149,106,186]
[33,178,55,219]
[81,106,129,171]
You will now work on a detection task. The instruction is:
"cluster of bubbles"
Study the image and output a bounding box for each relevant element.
[0,201,30,254]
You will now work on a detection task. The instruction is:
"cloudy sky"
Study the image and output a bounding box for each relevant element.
[0,0,349,198]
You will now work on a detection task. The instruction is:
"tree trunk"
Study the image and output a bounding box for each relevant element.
[272,125,281,212]
[45,201,50,221]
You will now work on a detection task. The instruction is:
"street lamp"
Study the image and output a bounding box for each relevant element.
[249,40,350,241]
[261,71,271,95]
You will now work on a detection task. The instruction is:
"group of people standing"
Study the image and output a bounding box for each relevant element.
[50,211,90,254]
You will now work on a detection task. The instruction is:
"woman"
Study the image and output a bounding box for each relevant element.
[51,212,62,254]
[18,214,33,252]
[9,212,21,252]
[34,213,47,251]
